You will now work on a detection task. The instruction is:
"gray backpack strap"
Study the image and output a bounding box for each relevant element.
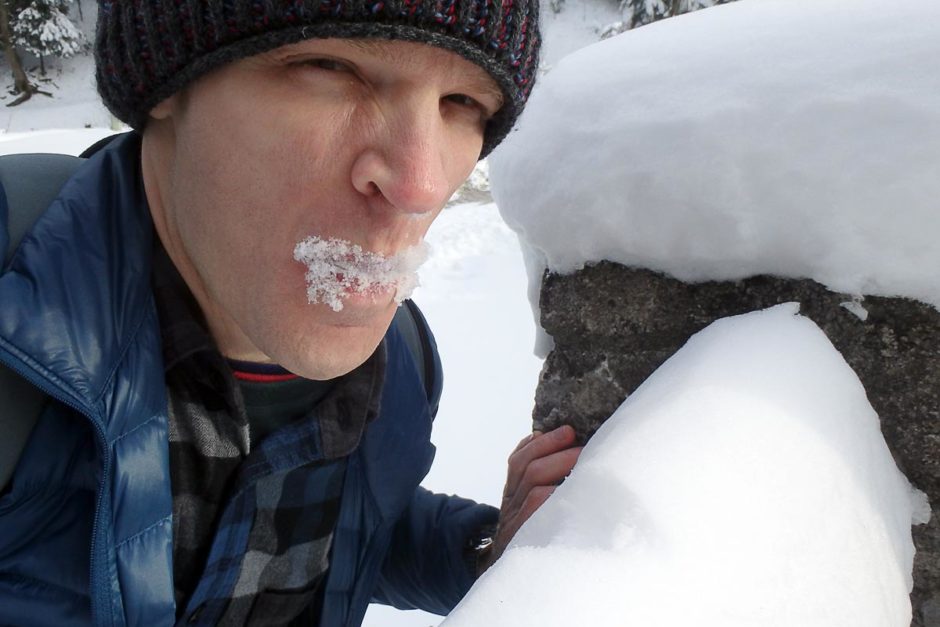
[0,365,49,489]
[1,153,84,265]
[0,153,84,491]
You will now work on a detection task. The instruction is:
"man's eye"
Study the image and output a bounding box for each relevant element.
[444,94,492,118]
[300,58,353,73]
[445,94,480,108]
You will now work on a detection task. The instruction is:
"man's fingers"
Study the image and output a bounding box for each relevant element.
[510,430,542,456]
[521,485,556,521]
[489,427,584,570]
[503,446,582,510]
[504,425,577,496]
[498,485,556,545]
[519,446,582,493]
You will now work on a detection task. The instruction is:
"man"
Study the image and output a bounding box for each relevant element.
[0,1,581,626]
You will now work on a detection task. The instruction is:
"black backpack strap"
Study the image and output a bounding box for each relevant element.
[0,152,84,490]
[392,299,443,419]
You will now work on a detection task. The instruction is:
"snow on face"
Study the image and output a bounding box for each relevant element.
[490,0,940,309]
[443,305,930,627]
[292,236,428,311]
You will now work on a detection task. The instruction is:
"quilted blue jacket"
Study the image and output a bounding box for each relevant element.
[0,134,497,626]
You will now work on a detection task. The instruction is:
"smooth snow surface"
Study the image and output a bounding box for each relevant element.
[491,0,940,310]
[443,305,930,627]
[293,236,428,311]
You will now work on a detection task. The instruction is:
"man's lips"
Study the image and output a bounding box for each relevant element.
[293,236,429,312]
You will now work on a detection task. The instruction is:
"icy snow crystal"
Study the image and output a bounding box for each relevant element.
[292,236,428,311]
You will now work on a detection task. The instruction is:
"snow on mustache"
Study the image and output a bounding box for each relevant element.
[293,236,429,312]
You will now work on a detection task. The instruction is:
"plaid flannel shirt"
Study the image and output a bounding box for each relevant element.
[153,247,385,626]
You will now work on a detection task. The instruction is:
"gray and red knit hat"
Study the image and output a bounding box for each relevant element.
[94,0,541,156]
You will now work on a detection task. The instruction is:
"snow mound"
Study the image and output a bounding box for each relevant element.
[491,0,940,308]
[443,304,929,627]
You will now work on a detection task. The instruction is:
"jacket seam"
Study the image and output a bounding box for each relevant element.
[0,482,95,512]
[109,411,162,446]
[0,571,89,602]
[92,298,154,409]
[0,336,92,415]
[114,514,172,550]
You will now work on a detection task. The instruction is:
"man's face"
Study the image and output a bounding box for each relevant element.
[144,39,502,379]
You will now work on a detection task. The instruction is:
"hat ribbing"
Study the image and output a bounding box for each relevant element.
[95,0,540,156]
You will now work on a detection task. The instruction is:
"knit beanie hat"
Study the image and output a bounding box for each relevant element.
[95,1,541,156]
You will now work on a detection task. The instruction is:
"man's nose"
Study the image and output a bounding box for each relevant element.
[350,106,453,216]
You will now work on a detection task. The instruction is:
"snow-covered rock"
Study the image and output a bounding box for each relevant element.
[443,305,930,627]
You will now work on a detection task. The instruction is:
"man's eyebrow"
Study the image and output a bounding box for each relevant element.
[347,38,403,62]
[464,76,505,107]
[347,39,504,106]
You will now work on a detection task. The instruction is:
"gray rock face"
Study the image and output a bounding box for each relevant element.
[535,261,939,627]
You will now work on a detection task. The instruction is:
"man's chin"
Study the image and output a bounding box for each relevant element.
[323,290,399,324]
[278,309,394,380]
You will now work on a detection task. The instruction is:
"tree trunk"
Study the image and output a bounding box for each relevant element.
[0,0,36,101]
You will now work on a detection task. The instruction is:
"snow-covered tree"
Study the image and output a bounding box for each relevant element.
[626,0,737,27]
[12,0,84,75]
[0,0,84,104]
[598,0,737,38]
[0,0,35,100]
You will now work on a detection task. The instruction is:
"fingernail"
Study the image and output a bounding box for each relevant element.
[552,425,572,440]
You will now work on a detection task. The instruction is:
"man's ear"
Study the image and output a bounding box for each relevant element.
[149,93,179,121]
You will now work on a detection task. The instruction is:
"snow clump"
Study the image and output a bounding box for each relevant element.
[490,0,940,310]
[292,236,428,311]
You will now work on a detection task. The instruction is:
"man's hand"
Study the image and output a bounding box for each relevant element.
[478,425,583,574]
